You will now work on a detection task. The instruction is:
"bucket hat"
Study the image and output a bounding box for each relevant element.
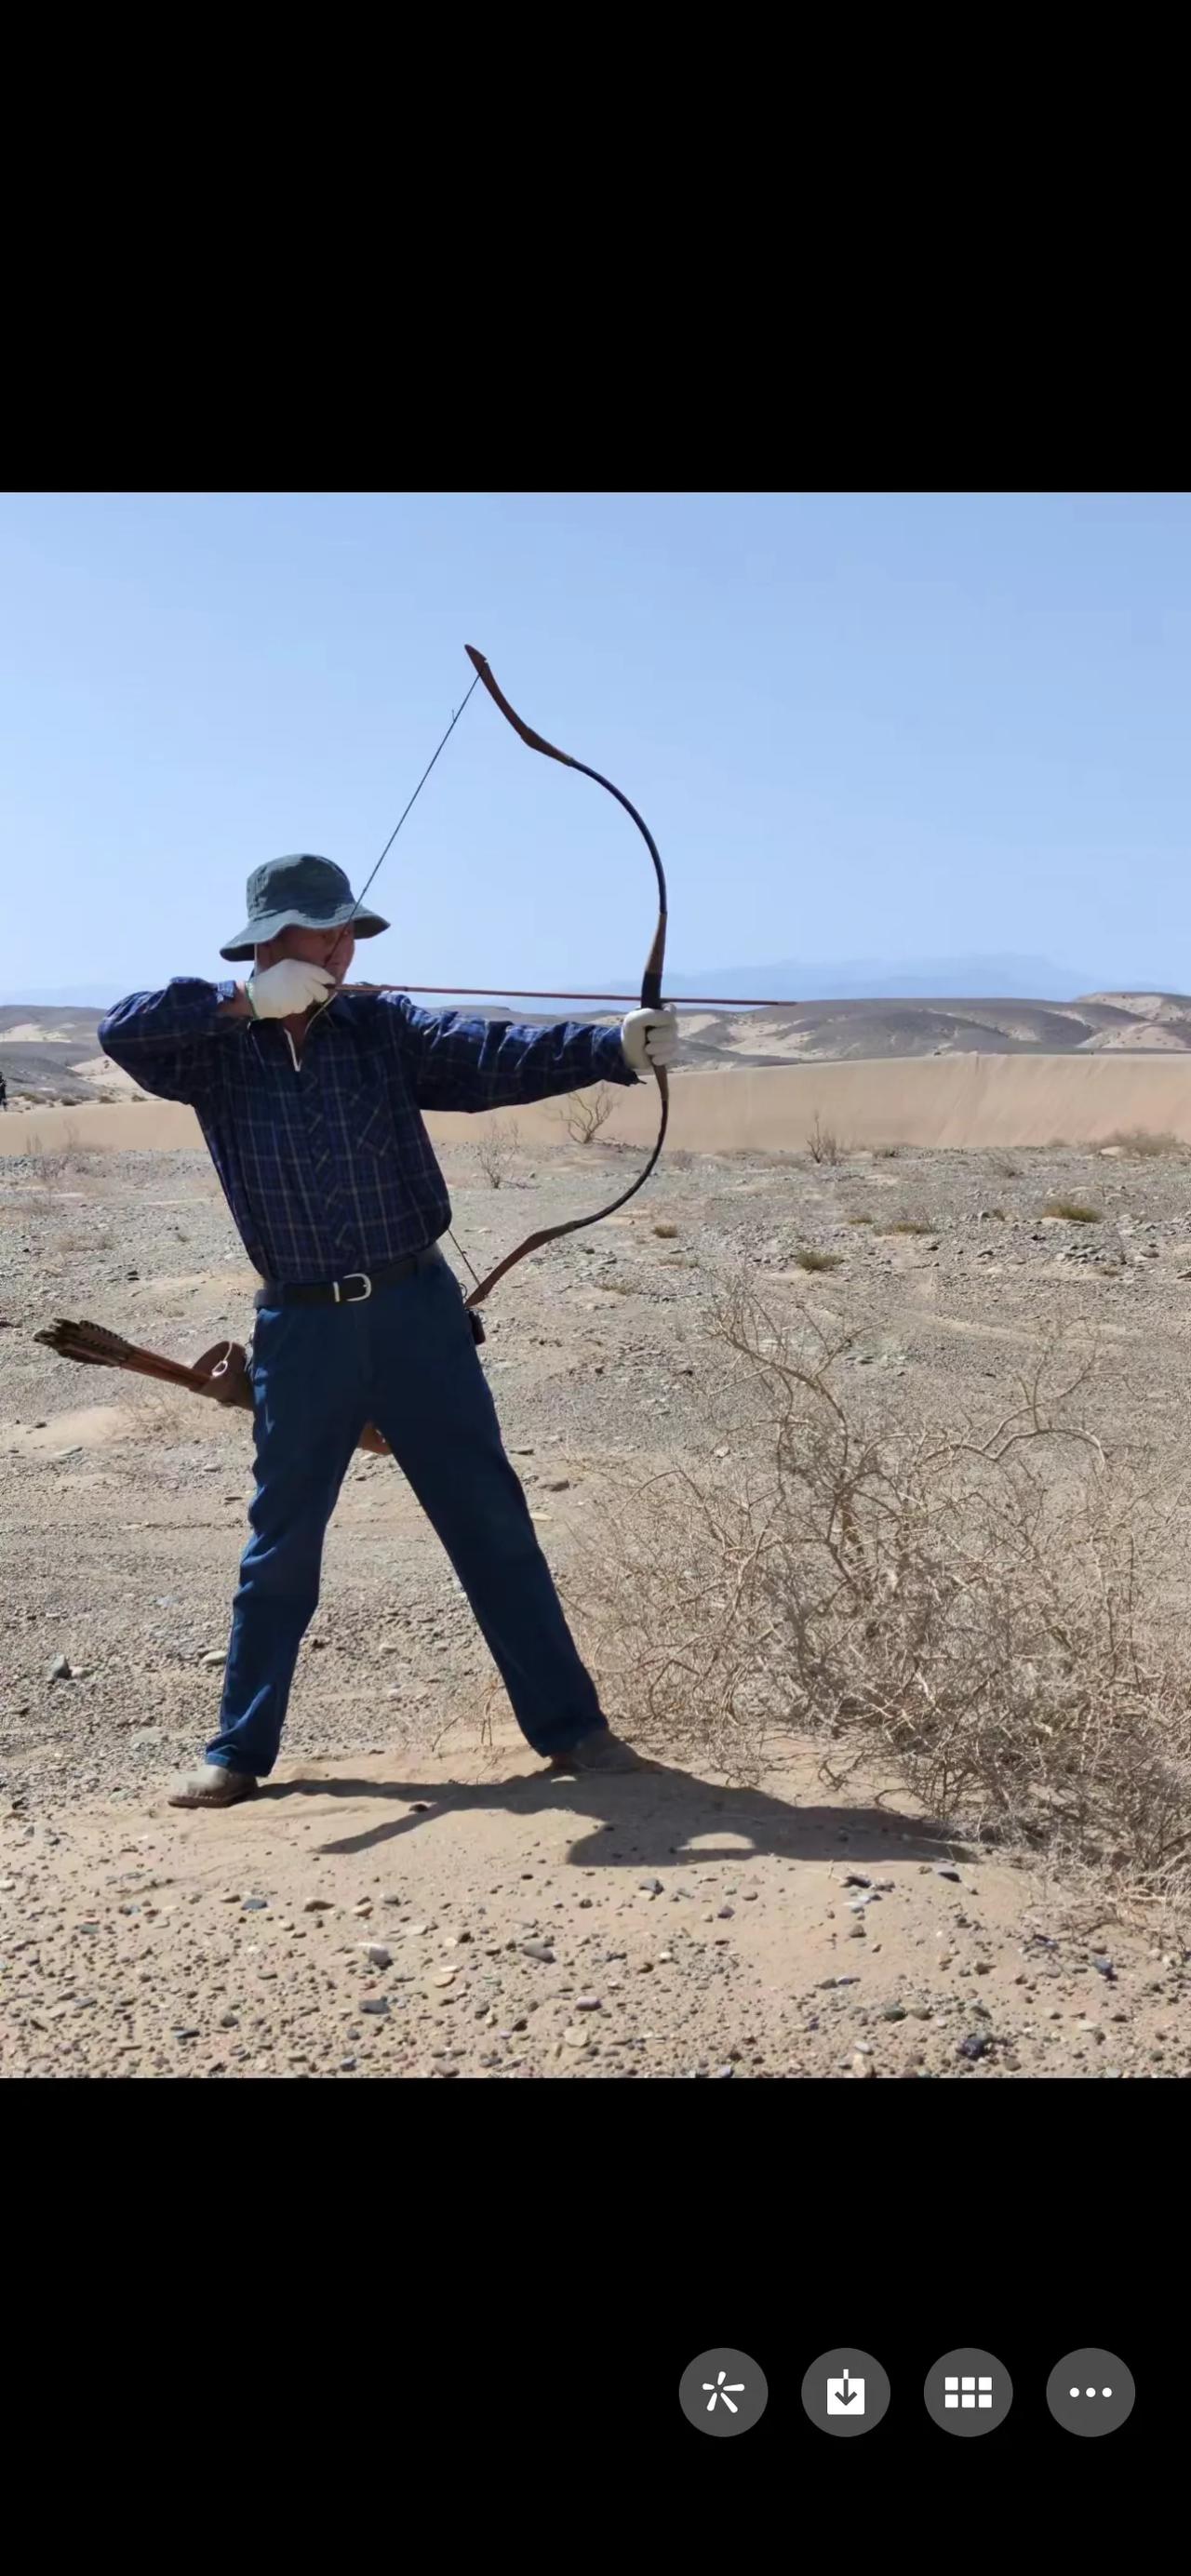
[220,856,388,962]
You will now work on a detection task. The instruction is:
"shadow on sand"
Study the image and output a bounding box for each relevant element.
[256,1755,969,1872]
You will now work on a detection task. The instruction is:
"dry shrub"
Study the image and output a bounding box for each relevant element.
[555,1087,616,1145]
[475,1119,521,1190]
[807,1114,846,1166]
[11,1118,107,1195]
[874,1144,901,1160]
[1104,1128,1185,1158]
[51,1229,112,1255]
[566,1289,1191,1893]
[1046,1199,1101,1224]
[794,1248,843,1272]
[128,1385,230,1444]
[19,1134,70,1188]
[883,1216,934,1236]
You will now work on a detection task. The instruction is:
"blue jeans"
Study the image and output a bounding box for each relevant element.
[205,1252,606,1776]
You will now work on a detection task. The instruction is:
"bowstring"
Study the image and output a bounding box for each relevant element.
[304,668,483,1034]
[301,663,492,1293]
[448,1226,482,1288]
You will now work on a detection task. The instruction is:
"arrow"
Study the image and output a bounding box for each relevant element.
[836,2371,859,2405]
[348,982,802,1009]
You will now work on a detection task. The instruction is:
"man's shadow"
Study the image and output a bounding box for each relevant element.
[257,1755,969,1870]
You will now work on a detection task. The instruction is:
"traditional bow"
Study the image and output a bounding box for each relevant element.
[458,647,669,1313]
[310,645,669,1315]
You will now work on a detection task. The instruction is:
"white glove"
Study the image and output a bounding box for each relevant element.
[620,1005,679,1074]
[248,957,336,1019]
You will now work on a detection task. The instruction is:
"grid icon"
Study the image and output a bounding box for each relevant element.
[943,2375,993,2410]
[928,2349,1011,2436]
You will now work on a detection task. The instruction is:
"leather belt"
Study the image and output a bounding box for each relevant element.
[255,1246,441,1310]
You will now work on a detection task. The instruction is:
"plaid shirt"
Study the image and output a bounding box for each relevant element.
[99,978,637,1284]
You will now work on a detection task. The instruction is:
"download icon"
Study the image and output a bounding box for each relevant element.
[802,2349,890,2436]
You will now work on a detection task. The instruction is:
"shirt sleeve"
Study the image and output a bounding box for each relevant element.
[375,994,639,1114]
[97,977,241,1106]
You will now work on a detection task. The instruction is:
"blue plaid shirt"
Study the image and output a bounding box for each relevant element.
[99,978,637,1284]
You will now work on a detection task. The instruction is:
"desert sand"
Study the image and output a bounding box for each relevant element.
[3,1049,1191,1162]
[4,1102,1191,2078]
[8,1742,1168,2082]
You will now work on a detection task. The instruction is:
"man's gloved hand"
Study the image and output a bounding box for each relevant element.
[620,1005,679,1074]
[247,958,336,1019]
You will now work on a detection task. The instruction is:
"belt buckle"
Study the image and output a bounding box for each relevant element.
[333,1272,372,1303]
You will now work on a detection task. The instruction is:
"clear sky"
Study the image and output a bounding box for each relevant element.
[2,491,1189,1000]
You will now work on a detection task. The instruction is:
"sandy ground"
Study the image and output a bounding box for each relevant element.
[8,1739,1185,2080]
[4,1119,1191,2077]
[5,1049,1191,1157]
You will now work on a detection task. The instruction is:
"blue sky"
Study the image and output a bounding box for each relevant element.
[2,491,1189,1001]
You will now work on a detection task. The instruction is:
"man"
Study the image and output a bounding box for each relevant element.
[99,854,678,1809]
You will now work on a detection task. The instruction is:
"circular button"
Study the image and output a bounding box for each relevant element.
[678,2348,769,2437]
[800,2348,891,2436]
[1046,2350,1134,2436]
[924,2348,1013,2435]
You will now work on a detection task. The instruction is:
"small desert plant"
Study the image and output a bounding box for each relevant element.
[475,1119,521,1189]
[126,1386,213,1442]
[653,1221,679,1239]
[873,1143,901,1160]
[1046,1200,1102,1224]
[51,1229,112,1255]
[1104,1128,1185,1158]
[883,1217,934,1237]
[556,1087,616,1145]
[794,1248,844,1272]
[22,1137,70,1188]
[847,1213,875,1226]
[807,1114,846,1167]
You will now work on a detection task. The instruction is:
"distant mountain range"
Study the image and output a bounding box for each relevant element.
[7,981,1191,1104]
[1,985,124,1008]
[614,956,1122,1004]
[0,955,1171,1010]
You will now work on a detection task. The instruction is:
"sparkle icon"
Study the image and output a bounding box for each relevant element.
[679,2348,769,2436]
[703,2369,746,2414]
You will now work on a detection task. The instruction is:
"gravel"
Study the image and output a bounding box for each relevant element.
[6,1132,1191,2077]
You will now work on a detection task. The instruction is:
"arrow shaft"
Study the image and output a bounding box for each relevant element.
[346,983,800,1009]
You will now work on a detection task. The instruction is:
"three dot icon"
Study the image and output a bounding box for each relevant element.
[1046,2351,1134,2436]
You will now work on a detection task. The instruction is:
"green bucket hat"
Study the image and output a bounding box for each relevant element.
[220,855,389,963]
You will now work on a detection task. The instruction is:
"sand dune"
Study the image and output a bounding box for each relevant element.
[68,1053,147,1097]
[3,1050,1191,1157]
